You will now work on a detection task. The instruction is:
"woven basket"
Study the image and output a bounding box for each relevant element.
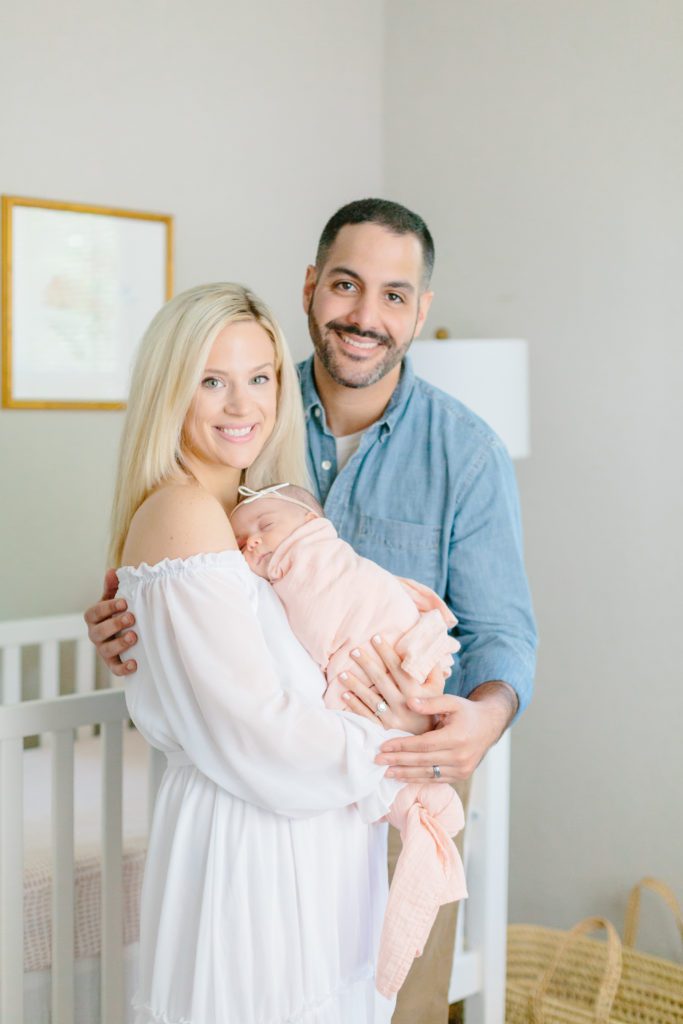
[506,877,683,1023]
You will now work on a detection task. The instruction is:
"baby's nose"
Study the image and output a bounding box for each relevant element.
[245,534,261,551]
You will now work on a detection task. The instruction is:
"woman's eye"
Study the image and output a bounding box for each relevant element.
[251,374,270,385]
[202,377,223,389]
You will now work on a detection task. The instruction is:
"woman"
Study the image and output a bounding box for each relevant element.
[111,283,421,1024]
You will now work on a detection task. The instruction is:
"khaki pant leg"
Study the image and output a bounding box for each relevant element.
[389,777,471,1024]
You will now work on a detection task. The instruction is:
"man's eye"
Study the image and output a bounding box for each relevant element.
[386,292,404,304]
[335,281,356,293]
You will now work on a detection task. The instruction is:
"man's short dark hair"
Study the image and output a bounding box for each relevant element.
[315,198,435,288]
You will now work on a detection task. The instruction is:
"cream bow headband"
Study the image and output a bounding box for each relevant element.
[229,483,318,518]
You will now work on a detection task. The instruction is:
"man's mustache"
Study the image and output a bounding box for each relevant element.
[326,321,391,346]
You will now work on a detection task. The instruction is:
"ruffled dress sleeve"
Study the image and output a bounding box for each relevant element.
[117,551,403,821]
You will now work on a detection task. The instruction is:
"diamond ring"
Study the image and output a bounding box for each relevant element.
[432,765,441,780]
[375,700,388,716]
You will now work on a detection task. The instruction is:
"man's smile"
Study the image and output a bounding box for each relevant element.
[331,326,389,358]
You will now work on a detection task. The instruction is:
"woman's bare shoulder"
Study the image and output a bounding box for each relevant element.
[121,483,237,568]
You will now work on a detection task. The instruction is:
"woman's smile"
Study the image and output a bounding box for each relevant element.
[214,423,259,443]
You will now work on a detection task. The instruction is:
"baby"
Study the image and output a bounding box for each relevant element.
[230,483,468,998]
[230,482,460,707]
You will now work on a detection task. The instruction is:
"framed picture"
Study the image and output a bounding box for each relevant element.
[1,195,173,410]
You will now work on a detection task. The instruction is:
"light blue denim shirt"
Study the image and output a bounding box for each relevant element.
[298,355,537,719]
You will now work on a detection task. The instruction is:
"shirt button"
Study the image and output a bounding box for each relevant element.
[314,408,321,418]
[321,459,332,471]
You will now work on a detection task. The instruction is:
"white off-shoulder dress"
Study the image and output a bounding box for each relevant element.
[116,551,404,1024]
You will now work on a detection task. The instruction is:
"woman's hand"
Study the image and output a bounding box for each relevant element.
[338,635,444,734]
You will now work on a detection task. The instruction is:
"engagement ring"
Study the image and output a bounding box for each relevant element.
[375,700,388,716]
[432,765,441,779]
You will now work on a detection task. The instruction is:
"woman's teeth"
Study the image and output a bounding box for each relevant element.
[218,426,253,437]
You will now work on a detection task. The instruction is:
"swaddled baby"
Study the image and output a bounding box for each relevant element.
[230,483,460,705]
[230,483,468,998]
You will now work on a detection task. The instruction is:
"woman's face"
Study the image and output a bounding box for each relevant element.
[183,320,278,474]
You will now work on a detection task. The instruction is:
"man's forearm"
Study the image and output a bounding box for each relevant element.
[468,680,518,741]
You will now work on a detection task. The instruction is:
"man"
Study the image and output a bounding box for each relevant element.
[86,198,537,1023]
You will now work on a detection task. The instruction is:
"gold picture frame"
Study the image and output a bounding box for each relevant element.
[1,195,173,410]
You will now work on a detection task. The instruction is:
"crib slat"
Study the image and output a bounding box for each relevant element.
[0,736,24,1021]
[101,719,124,1024]
[1,645,21,704]
[40,639,60,700]
[52,728,76,1023]
[75,637,96,694]
[75,638,97,739]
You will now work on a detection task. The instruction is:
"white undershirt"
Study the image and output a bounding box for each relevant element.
[334,428,365,471]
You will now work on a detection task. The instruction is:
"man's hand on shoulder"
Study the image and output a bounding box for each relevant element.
[84,570,139,677]
[374,680,518,781]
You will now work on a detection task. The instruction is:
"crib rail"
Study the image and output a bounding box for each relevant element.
[0,690,164,1024]
[0,614,96,705]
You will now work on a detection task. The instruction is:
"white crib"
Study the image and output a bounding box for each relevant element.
[0,615,509,1024]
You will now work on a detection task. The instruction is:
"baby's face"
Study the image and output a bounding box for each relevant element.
[231,498,312,577]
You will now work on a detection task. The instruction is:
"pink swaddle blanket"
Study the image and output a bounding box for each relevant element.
[267,517,467,995]
[379,783,468,997]
[267,517,460,698]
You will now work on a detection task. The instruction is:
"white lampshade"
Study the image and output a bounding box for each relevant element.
[410,339,530,459]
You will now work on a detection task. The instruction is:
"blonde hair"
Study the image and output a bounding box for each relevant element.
[109,283,309,566]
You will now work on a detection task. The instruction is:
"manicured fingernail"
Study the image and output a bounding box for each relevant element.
[412,697,422,705]
[386,769,396,777]
[372,634,382,645]
[116,600,126,611]
[375,756,388,764]
[340,672,348,681]
[122,614,133,626]
[126,662,135,671]
[351,648,361,658]
[342,691,352,701]
[126,633,135,644]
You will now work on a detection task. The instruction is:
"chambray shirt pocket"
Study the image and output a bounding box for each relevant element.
[354,512,442,580]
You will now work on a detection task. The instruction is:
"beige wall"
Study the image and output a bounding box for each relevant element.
[384,0,683,955]
[0,0,384,618]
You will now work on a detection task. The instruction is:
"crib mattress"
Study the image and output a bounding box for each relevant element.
[22,726,149,973]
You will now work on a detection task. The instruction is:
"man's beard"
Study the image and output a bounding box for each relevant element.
[307,306,415,389]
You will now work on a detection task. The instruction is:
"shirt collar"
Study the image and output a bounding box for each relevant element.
[379,355,416,437]
[297,354,417,438]
[298,356,322,419]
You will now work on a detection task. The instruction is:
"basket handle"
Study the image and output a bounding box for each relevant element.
[531,916,623,1024]
[624,876,683,948]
